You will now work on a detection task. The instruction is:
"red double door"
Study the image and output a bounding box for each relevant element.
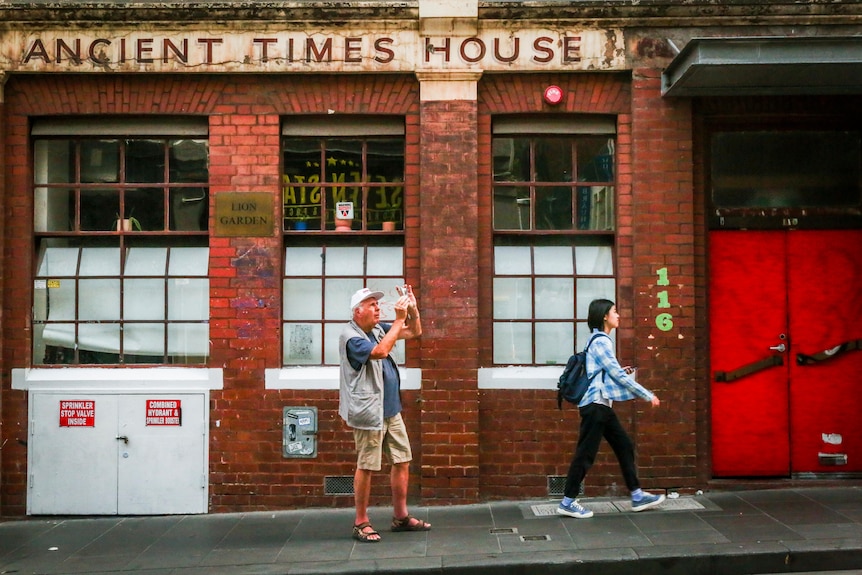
[710,230,862,476]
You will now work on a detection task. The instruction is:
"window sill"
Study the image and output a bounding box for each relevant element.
[265,367,421,390]
[478,366,562,389]
[12,367,224,392]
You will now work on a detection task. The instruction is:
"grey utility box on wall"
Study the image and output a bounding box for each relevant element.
[283,407,318,458]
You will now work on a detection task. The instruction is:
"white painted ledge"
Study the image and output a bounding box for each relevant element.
[12,367,224,392]
[477,366,561,389]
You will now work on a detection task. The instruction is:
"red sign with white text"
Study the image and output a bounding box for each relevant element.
[59,400,95,427]
[146,399,182,426]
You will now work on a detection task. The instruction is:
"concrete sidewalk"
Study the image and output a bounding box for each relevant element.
[2,486,862,575]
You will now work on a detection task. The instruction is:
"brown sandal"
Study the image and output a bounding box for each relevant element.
[391,515,431,532]
[352,521,381,543]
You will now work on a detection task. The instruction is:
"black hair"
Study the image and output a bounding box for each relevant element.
[587,298,615,331]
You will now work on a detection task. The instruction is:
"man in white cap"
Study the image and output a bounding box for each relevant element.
[339,285,428,543]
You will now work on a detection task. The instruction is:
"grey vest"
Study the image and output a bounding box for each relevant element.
[338,320,387,430]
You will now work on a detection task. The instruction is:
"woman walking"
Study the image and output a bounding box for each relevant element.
[558,298,665,518]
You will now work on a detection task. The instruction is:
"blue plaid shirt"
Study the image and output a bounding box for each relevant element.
[578,329,655,407]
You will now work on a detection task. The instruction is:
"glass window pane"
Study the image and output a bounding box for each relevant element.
[78,323,120,354]
[170,139,209,183]
[168,323,209,356]
[712,131,861,208]
[126,188,165,231]
[325,278,363,321]
[493,137,530,182]
[125,247,167,276]
[125,279,165,320]
[284,279,322,320]
[126,139,165,183]
[284,323,322,365]
[579,185,614,231]
[577,137,615,182]
[325,139,362,181]
[169,247,209,276]
[367,139,405,182]
[493,137,516,181]
[325,247,364,276]
[45,280,76,321]
[494,185,531,230]
[535,137,573,182]
[37,247,79,277]
[534,246,573,275]
[169,187,208,231]
[283,139,323,231]
[576,278,616,317]
[123,323,165,355]
[80,140,119,183]
[285,247,323,276]
[576,246,614,275]
[367,246,403,276]
[323,322,343,365]
[493,277,532,319]
[494,246,531,275]
[535,278,573,319]
[34,140,74,184]
[80,247,121,276]
[536,186,573,230]
[35,188,74,232]
[79,279,120,320]
[536,322,573,365]
[80,189,120,231]
[168,278,208,321]
[493,322,532,364]
[36,323,75,363]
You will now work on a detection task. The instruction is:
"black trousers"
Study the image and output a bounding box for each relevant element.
[563,403,640,499]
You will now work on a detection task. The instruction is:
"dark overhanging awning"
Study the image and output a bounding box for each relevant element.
[662,36,862,97]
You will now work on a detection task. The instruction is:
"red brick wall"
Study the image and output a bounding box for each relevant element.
[0,73,421,515]
[475,72,699,498]
[629,67,698,490]
[418,98,481,503]
[1,68,703,515]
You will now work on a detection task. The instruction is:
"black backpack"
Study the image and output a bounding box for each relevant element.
[556,333,608,409]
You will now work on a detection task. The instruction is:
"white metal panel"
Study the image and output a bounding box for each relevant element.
[28,394,120,515]
[117,394,207,515]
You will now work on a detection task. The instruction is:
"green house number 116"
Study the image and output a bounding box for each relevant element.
[655,267,673,332]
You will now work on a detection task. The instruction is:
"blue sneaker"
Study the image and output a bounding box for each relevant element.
[557,500,594,518]
[631,492,665,512]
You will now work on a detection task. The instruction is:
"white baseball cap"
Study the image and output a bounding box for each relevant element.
[350,287,384,311]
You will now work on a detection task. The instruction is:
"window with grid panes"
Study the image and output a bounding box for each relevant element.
[492,116,617,365]
[282,116,406,366]
[32,118,210,365]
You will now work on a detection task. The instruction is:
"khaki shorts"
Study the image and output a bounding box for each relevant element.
[353,413,413,471]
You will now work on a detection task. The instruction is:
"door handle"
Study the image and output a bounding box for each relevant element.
[116,435,129,445]
[769,343,786,352]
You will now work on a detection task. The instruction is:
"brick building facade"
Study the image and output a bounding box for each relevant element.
[1,1,860,516]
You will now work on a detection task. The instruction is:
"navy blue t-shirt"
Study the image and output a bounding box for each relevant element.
[346,322,402,418]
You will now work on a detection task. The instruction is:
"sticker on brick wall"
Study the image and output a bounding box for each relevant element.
[655,267,674,332]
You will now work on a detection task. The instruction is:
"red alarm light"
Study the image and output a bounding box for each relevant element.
[543,85,564,105]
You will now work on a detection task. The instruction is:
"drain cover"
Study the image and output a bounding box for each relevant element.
[520,534,550,542]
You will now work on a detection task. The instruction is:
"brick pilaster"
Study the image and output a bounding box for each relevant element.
[418,96,481,503]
